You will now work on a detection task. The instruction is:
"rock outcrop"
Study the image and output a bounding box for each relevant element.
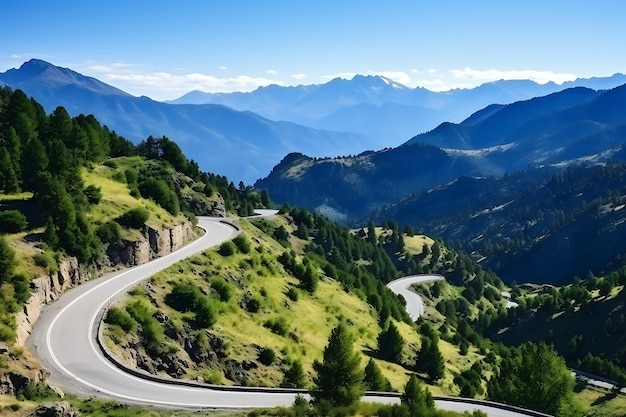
[31,401,80,417]
[15,220,198,347]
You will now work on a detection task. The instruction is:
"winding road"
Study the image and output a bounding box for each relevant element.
[28,216,548,416]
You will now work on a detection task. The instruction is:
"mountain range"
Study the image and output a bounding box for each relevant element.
[3,59,626,185]
[169,73,626,147]
[255,83,626,219]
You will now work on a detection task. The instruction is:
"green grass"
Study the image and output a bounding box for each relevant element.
[103,216,497,400]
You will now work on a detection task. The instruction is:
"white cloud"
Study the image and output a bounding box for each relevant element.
[219,65,228,70]
[427,68,437,74]
[84,70,279,100]
[265,69,277,76]
[291,73,306,80]
[449,67,577,85]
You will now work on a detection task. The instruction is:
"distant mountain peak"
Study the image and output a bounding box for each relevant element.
[0,58,131,98]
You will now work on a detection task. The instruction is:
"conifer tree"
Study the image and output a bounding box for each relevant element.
[402,374,435,417]
[281,360,307,388]
[363,358,392,391]
[377,321,405,363]
[312,323,365,407]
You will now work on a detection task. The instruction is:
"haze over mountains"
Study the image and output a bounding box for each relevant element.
[3,59,626,185]
[170,72,626,147]
[256,83,626,218]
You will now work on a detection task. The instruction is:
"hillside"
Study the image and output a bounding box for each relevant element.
[0,87,270,404]
[254,145,481,220]
[100,208,509,395]
[371,162,626,285]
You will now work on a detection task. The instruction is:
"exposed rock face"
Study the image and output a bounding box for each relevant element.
[15,257,87,346]
[15,221,198,347]
[0,368,49,396]
[111,221,197,266]
[31,401,80,417]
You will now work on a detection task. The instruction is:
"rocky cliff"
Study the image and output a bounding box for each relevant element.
[15,220,199,347]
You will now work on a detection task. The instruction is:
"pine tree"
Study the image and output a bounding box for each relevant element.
[415,335,445,381]
[377,321,405,363]
[281,360,307,388]
[402,374,435,417]
[312,323,365,407]
[363,358,392,391]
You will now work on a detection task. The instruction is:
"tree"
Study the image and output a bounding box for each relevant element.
[0,210,27,233]
[312,323,365,407]
[0,236,16,284]
[281,360,307,388]
[402,374,435,417]
[363,358,392,391]
[377,321,405,363]
[415,330,445,381]
[487,342,581,417]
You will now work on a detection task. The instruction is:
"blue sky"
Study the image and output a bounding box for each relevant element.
[2,0,625,100]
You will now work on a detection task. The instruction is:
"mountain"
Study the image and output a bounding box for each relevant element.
[370,163,626,285]
[255,84,626,223]
[0,59,373,184]
[254,145,481,221]
[169,73,626,148]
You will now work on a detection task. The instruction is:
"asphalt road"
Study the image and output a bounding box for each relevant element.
[28,217,547,415]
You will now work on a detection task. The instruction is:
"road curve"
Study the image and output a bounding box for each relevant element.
[28,216,395,408]
[28,217,547,415]
[386,275,444,321]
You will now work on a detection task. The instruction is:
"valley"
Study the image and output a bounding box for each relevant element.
[1,61,626,417]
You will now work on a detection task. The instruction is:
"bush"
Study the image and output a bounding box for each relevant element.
[118,207,149,229]
[33,252,58,275]
[0,210,27,234]
[259,347,276,365]
[84,184,103,204]
[233,234,251,253]
[246,297,261,313]
[286,287,299,302]
[195,297,218,328]
[138,178,179,215]
[211,278,233,302]
[16,381,57,401]
[105,306,137,332]
[96,221,122,244]
[219,241,236,256]
[264,316,289,336]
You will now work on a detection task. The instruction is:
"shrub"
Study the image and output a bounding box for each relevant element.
[16,381,57,401]
[84,184,103,204]
[0,210,27,234]
[96,221,122,244]
[246,297,261,313]
[33,252,58,275]
[219,241,236,256]
[105,306,137,332]
[126,298,164,344]
[194,297,218,328]
[259,347,276,365]
[118,207,149,229]
[138,178,179,215]
[264,316,289,336]
[286,287,299,302]
[166,281,201,312]
[232,234,251,253]
[210,278,232,302]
